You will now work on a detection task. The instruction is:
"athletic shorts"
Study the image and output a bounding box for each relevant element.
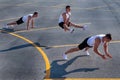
[78,37,93,50]
[16,17,24,25]
[58,22,70,29]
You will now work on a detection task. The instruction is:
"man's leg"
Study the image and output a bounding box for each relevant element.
[63,24,70,31]
[84,47,89,51]
[65,47,80,55]
[63,47,80,60]
[70,22,88,30]
[3,21,17,29]
[7,21,17,26]
[7,17,23,27]
[84,47,90,56]
[70,22,84,28]
[63,37,90,60]
[59,22,70,32]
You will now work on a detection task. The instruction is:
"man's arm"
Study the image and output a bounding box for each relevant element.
[103,42,112,58]
[93,38,106,59]
[62,13,69,31]
[31,19,34,28]
[27,16,31,30]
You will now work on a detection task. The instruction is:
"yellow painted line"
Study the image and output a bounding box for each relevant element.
[72,3,113,10]
[8,32,51,78]
[16,2,35,6]
[16,1,41,6]
[44,78,120,80]
[0,17,19,22]
[0,22,91,34]
[47,40,120,48]
[72,5,108,10]
[13,22,91,33]
[102,10,120,13]
[48,44,78,48]
[13,26,58,33]
[21,3,67,8]
[51,4,66,8]
[72,3,119,11]
[110,40,120,43]
[77,22,92,25]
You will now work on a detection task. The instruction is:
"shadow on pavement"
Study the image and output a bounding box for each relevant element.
[49,55,99,78]
[0,42,48,52]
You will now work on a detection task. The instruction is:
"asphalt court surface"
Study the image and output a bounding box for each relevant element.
[0,0,120,80]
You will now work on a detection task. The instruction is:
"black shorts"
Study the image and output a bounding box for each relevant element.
[78,37,93,50]
[58,22,70,29]
[16,17,24,25]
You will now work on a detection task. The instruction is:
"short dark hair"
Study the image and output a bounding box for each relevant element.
[66,5,70,9]
[33,12,38,15]
[105,33,112,40]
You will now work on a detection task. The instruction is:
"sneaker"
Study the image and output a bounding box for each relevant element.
[70,28,74,33]
[63,53,68,60]
[85,51,90,56]
[83,25,87,30]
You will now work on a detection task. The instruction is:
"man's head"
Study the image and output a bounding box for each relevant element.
[66,5,71,13]
[33,12,38,17]
[104,33,112,42]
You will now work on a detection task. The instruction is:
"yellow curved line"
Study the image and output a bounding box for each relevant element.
[9,32,51,78]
